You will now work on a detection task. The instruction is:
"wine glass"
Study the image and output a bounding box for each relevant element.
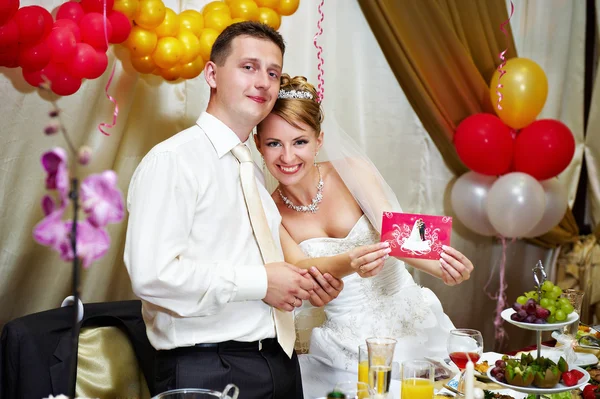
[447,329,483,392]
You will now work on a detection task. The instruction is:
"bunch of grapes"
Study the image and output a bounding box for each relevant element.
[490,359,507,382]
[514,280,574,324]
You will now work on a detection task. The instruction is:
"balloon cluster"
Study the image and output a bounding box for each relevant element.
[119,0,299,81]
[0,0,131,95]
[451,58,575,239]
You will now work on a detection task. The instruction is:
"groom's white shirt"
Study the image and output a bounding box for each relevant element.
[124,112,280,350]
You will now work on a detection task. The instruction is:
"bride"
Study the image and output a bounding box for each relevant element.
[254,75,474,398]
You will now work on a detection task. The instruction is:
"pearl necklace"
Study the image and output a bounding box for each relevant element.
[278,164,324,213]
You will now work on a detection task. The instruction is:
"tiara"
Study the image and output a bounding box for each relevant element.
[278,89,314,100]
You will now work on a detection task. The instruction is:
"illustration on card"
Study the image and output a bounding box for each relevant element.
[381,212,452,260]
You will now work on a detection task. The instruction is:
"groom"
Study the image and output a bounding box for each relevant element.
[124,22,342,398]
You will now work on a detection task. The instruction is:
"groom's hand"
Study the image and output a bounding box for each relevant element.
[306,267,344,307]
[263,262,315,312]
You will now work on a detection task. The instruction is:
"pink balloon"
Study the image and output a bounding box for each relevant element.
[48,27,77,63]
[18,39,51,71]
[0,43,19,67]
[14,6,53,45]
[49,63,82,96]
[79,12,112,51]
[54,19,81,42]
[107,11,131,44]
[69,42,97,79]
[0,18,18,52]
[81,0,115,14]
[0,0,19,27]
[56,1,85,25]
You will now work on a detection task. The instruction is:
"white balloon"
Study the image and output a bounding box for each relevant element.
[523,178,569,237]
[486,172,546,238]
[451,171,498,236]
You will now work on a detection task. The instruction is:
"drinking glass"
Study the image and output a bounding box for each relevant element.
[366,337,396,398]
[560,289,584,336]
[447,329,483,393]
[358,344,369,385]
[401,360,434,399]
[333,381,370,399]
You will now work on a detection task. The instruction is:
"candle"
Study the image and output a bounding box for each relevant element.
[465,360,474,399]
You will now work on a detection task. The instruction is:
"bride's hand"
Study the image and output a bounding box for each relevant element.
[349,242,391,278]
[306,267,344,307]
[439,245,474,286]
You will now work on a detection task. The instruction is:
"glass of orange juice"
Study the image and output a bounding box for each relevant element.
[401,360,434,399]
[358,344,369,384]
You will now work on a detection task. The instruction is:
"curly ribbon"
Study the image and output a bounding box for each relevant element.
[313,0,325,103]
[484,236,510,351]
[98,0,118,136]
[496,0,515,111]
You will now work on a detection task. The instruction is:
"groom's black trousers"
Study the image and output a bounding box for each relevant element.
[155,338,304,398]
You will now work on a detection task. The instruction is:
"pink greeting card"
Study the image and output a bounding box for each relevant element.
[380,212,452,260]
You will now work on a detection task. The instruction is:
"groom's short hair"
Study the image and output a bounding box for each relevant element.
[211,21,286,66]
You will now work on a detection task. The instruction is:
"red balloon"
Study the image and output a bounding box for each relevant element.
[79,12,113,51]
[22,68,45,87]
[514,119,576,180]
[89,49,108,78]
[18,39,51,71]
[0,0,19,26]
[69,42,98,79]
[81,0,115,14]
[48,27,77,63]
[54,19,81,42]
[56,1,85,25]
[0,43,19,67]
[107,11,131,44]
[14,6,53,45]
[0,18,18,52]
[49,63,82,96]
[454,113,514,175]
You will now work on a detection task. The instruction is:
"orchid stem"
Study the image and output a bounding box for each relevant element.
[67,177,80,399]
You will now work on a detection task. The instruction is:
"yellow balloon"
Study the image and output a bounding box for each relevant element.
[277,0,299,16]
[231,17,245,24]
[155,8,179,37]
[257,7,280,30]
[179,10,204,36]
[255,0,278,8]
[153,37,184,69]
[180,56,205,79]
[159,64,182,81]
[177,30,201,64]
[489,57,548,129]
[134,0,166,30]
[229,0,259,21]
[204,10,233,32]
[126,26,158,57]
[131,55,156,74]
[113,0,140,20]
[198,28,220,61]
[203,1,230,14]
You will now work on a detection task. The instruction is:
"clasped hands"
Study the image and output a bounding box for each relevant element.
[263,262,344,311]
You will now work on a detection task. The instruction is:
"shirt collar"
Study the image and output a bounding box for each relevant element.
[197,112,247,159]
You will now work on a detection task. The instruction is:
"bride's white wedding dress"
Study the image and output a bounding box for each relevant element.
[297,215,455,398]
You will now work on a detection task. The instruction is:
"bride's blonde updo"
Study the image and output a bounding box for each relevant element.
[259,74,324,135]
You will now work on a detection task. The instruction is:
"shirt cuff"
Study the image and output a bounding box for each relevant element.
[233,264,268,301]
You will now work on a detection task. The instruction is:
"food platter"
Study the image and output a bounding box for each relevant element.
[486,366,590,394]
[501,308,579,331]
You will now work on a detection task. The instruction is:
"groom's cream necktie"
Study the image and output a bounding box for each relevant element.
[231,143,295,358]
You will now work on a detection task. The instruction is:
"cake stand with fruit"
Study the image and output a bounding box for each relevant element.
[486,261,590,399]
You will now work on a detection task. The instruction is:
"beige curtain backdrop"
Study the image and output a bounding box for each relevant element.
[0,0,585,352]
[586,0,600,228]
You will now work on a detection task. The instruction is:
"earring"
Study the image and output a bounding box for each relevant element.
[262,156,266,170]
[314,152,318,166]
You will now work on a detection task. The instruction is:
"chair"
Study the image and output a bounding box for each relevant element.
[1,300,156,399]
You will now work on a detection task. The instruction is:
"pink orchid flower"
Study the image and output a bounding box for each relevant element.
[33,196,68,253]
[59,220,111,268]
[80,170,124,227]
[41,147,69,202]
